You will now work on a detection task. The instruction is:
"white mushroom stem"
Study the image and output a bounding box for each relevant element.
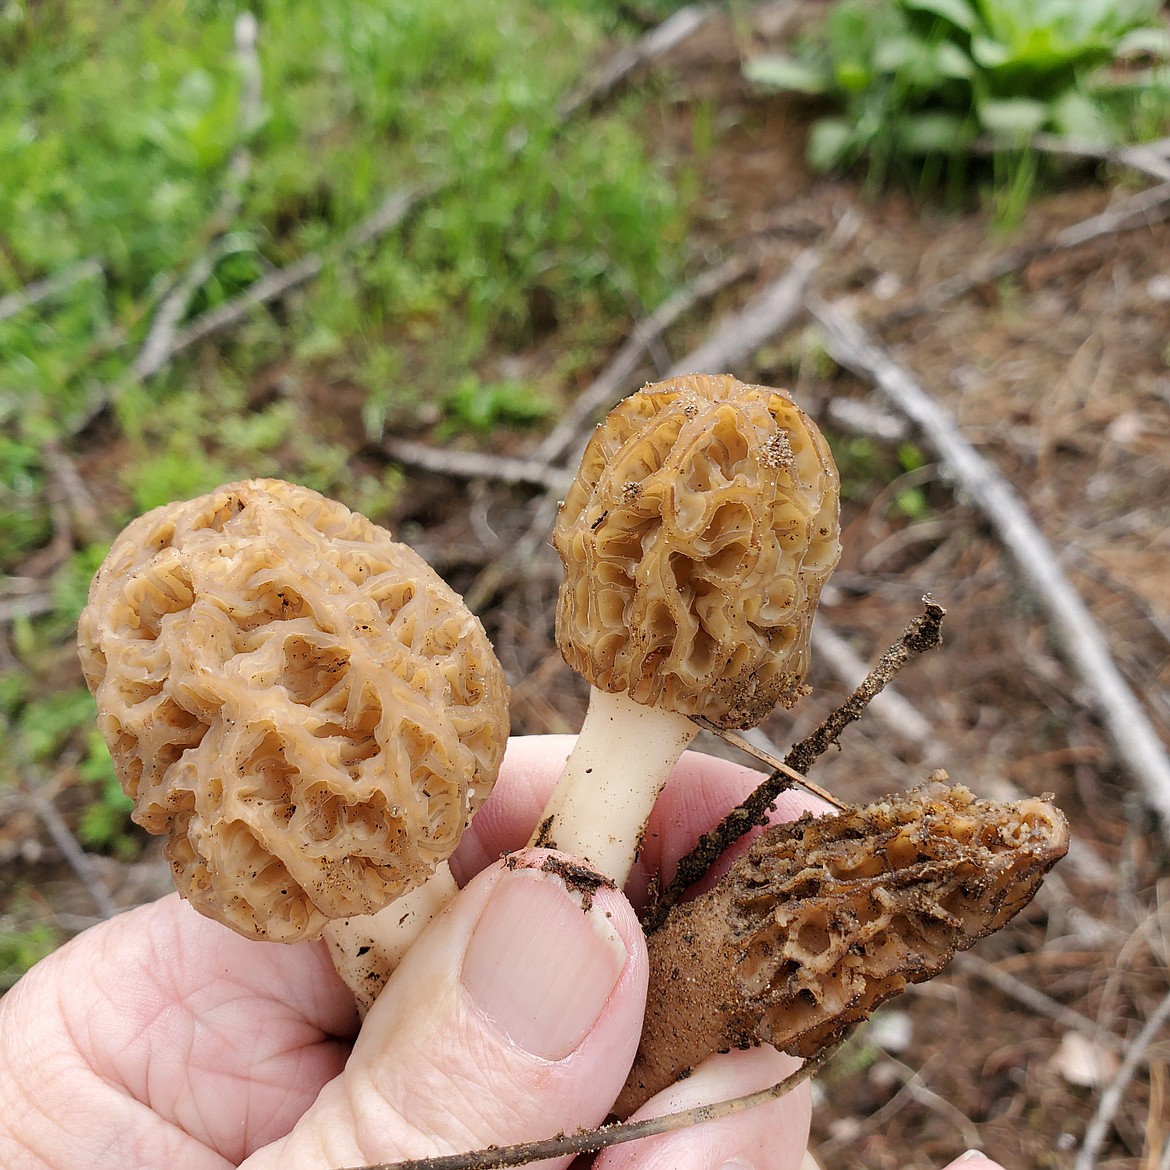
[323,861,459,1014]
[530,686,699,883]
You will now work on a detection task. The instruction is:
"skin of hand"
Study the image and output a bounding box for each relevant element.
[0,736,1006,1170]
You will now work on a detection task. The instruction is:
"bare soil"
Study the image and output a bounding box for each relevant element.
[5,7,1170,1170]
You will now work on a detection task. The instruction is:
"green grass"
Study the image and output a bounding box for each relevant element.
[0,0,688,865]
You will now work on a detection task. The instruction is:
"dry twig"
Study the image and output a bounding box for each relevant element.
[336,1038,841,1170]
[646,600,947,929]
[807,295,1170,841]
[2,715,119,921]
[557,4,712,120]
[1074,985,1170,1170]
[0,259,103,324]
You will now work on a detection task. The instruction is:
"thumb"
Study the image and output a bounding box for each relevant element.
[243,849,648,1170]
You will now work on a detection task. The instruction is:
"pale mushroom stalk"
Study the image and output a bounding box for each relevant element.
[533,687,698,879]
[323,863,460,1004]
[530,374,843,886]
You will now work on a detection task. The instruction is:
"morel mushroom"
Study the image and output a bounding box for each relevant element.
[615,778,1070,1116]
[532,374,841,879]
[77,478,509,1010]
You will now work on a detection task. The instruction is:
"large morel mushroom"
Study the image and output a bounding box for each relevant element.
[78,478,509,1005]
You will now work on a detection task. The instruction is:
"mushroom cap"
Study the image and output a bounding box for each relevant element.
[78,478,509,942]
[553,374,841,728]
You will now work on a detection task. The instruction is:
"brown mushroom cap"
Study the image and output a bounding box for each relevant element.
[78,478,509,943]
[553,374,841,729]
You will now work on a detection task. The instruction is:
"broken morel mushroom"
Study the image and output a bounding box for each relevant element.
[616,778,1070,1116]
[78,478,509,1010]
[532,373,841,880]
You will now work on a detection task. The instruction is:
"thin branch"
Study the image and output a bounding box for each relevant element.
[557,4,713,120]
[0,259,103,323]
[666,245,823,379]
[338,1038,841,1170]
[969,132,1170,184]
[381,438,571,494]
[784,598,946,775]
[807,295,1170,842]
[810,619,936,746]
[1074,985,1170,1170]
[531,251,757,465]
[129,11,263,385]
[952,953,1126,1054]
[646,600,946,930]
[2,714,119,921]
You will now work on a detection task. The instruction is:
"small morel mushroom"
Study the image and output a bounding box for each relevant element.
[532,373,841,879]
[78,478,509,1010]
[615,778,1070,1116]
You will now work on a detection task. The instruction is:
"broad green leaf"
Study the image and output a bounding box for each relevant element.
[1049,90,1113,144]
[895,111,972,153]
[743,55,830,95]
[834,60,875,95]
[934,41,978,80]
[807,117,855,171]
[901,0,979,34]
[978,96,1048,138]
[1116,27,1170,58]
[969,36,1011,69]
[873,35,925,75]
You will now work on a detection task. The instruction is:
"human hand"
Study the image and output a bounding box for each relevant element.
[0,736,997,1170]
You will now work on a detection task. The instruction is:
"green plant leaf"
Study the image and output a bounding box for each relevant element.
[743,55,830,95]
[1115,26,1170,58]
[902,0,979,34]
[978,96,1049,139]
[807,117,856,171]
[1049,89,1112,144]
[894,111,973,153]
[969,35,1012,69]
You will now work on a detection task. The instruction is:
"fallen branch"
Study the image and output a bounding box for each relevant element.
[381,438,570,494]
[460,252,762,611]
[666,245,823,379]
[532,251,757,465]
[130,12,263,384]
[1073,984,1170,1170]
[971,132,1170,185]
[0,259,103,324]
[952,952,1125,1054]
[2,714,119,922]
[807,295,1170,840]
[557,4,712,120]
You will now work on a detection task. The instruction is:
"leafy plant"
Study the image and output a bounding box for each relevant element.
[439,375,552,437]
[745,0,1170,184]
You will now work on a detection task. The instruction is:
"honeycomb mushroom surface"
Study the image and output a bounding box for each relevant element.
[617,780,1069,1115]
[553,373,840,729]
[78,479,509,942]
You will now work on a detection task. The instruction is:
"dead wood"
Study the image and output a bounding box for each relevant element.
[557,4,713,120]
